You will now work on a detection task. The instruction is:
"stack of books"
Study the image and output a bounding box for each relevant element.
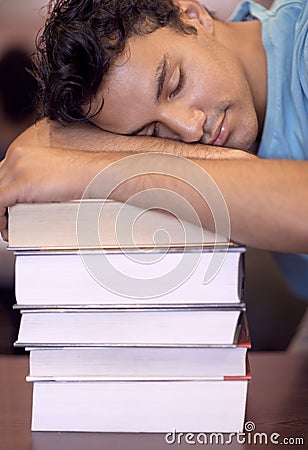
[9,200,251,433]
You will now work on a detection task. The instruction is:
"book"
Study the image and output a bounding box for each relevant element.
[27,346,248,379]
[15,308,243,347]
[30,373,250,432]
[8,200,231,250]
[26,323,249,379]
[14,247,245,306]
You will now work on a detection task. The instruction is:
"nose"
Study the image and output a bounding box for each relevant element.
[160,107,206,143]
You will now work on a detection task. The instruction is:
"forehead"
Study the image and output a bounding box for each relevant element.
[91,27,192,134]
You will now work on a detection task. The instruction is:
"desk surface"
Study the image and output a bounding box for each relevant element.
[0,352,307,450]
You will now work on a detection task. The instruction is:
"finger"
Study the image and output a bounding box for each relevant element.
[0,206,8,223]
[0,176,12,241]
[0,209,8,241]
[0,159,4,178]
[0,159,9,185]
[1,229,8,242]
[0,202,9,241]
[0,181,21,212]
[0,156,8,171]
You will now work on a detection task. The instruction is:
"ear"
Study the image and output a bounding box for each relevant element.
[175,0,214,35]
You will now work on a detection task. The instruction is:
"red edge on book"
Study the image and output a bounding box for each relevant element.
[223,373,251,381]
[224,356,251,381]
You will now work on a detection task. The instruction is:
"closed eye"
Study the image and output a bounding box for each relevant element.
[169,66,185,98]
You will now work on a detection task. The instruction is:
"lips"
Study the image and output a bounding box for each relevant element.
[206,112,229,147]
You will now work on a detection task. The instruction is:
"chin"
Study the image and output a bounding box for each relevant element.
[224,136,254,152]
[231,123,258,151]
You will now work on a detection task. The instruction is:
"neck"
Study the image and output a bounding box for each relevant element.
[214,19,267,137]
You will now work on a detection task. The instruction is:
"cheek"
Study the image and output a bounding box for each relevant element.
[189,60,233,107]
[229,104,258,150]
[203,46,246,98]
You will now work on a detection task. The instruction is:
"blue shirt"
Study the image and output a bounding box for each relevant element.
[231,0,308,299]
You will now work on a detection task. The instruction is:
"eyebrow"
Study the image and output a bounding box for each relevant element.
[129,53,169,136]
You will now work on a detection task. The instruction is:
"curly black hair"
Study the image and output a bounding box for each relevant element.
[33,0,197,123]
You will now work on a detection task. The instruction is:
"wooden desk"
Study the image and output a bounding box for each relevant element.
[0,352,307,450]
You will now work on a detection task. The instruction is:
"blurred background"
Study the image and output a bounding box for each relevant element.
[0,0,306,354]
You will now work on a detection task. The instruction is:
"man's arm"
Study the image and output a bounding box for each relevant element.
[36,118,255,160]
[0,120,307,253]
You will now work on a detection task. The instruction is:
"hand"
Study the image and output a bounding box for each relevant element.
[0,144,100,240]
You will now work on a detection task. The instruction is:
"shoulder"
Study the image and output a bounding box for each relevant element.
[230,0,307,23]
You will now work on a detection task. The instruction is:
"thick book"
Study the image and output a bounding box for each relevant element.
[15,308,243,346]
[29,372,250,432]
[27,340,249,380]
[27,347,248,379]
[14,247,245,306]
[8,200,231,250]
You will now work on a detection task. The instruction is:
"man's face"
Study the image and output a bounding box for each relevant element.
[91,18,258,151]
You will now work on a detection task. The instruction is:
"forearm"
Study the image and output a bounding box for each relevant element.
[191,158,308,252]
[32,119,255,160]
[83,153,308,253]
